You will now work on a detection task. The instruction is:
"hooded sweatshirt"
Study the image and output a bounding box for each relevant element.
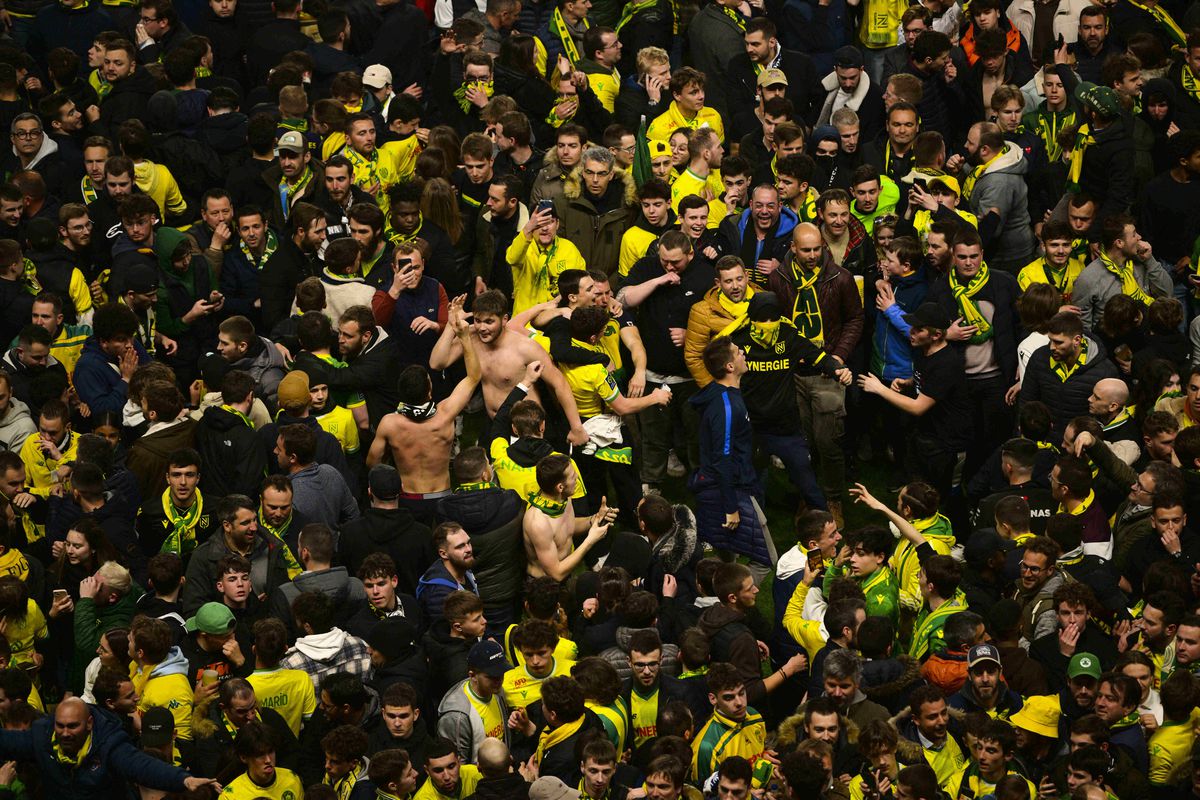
[0,398,35,453]
[134,645,194,739]
[281,628,372,691]
[962,144,1036,265]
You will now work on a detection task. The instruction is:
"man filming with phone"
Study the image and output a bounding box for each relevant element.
[372,241,450,370]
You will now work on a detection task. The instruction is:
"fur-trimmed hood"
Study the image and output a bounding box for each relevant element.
[775,709,861,750]
[862,654,923,705]
[650,505,699,575]
[563,163,637,207]
[890,704,968,764]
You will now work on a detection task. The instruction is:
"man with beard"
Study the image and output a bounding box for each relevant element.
[724,292,851,512]
[717,185,799,291]
[367,299,479,521]
[77,137,111,208]
[57,204,95,290]
[768,223,862,525]
[260,203,325,333]
[117,263,177,359]
[1126,591,1184,685]
[86,156,137,273]
[684,257,753,387]
[437,643,514,762]
[344,113,399,217]
[949,122,1035,273]
[262,131,326,232]
[1068,6,1120,85]
[431,290,588,450]
[473,174,528,299]
[346,204,394,291]
[899,685,967,786]
[388,181,462,297]
[670,130,725,228]
[315,155,372,242]
[949,644,1024,720]
[219,206,275,326]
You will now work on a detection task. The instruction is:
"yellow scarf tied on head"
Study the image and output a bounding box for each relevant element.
[1099,250,1154,307]
[536,715,587,764]
[951,263,993,343]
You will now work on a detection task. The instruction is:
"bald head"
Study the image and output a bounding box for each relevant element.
[791,222,824,271]
[1089,377,1130,421]
[477,738,511,777]
[54,698,92,754]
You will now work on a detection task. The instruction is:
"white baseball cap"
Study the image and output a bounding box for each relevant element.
[362,64,392,89]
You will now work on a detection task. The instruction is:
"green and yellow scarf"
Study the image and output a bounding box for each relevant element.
[529,492,568,517]
[790,264,824,347]
[721,4,747,32]
[1099,250,1154,307]
[950,263,993,343]
[536,714,587,764]
[961,146,1005,202]
[161,488,203,556]
[551,6,589,65]
[1181,63,1200,105]
[53,733,92,767]
[240,228,279,270]
[1051,336,1089,381]
[1127,0,1186,47]
[1066,124,1095,193]
[454,80,495,114]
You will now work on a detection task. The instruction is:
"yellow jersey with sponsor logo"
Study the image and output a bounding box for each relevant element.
[248,667,318,736]
[502,657,575,709]
[222,767,304,800]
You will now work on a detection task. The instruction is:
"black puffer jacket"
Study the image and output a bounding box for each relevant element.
[1019,335,1119,436]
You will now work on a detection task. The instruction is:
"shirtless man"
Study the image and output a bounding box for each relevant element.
[430,289,588,446]
[367,297,480,509]
[523,453,616,581]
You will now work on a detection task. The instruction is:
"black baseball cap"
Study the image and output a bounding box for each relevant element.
[903,302,952,331]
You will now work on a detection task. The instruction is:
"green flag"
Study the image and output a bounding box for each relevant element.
[631,115,652,188]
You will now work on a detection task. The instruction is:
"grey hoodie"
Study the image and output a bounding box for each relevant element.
[964,144,1036,267]
[231,336,287,409]
[437,677,512,763]
[0,398,35,453]
[12,134,59,172]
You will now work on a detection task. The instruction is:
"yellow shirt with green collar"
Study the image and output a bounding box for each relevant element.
[586,697,630,753]
[646,102,725,144]
[221,767,304,800]
[248,667,318,736]
[460,681,507,740]
[670,167,726,228]
[18,431,79,496]
[413,763,482,800]
[0,549,30,582]
[506,232,586,315]
[691,708,769,784]
[1148,711,1198,786]
[51,322,92,378]
[315,404,361,455]
[1017,256,1085,303]
[562,339,620,418]
[892,513,956,612]
[945,764,1034,800]
[502,656,576,709]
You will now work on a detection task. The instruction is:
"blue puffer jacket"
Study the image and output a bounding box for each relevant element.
[0,705,189,799]
[870,266,929,382]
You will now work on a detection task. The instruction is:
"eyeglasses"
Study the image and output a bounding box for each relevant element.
[139,14,159,22]
[583,168,612,178]
[1018,562,1045,574]
[67,222,93,233]
[12,129,42,140]
[632,661,660,672]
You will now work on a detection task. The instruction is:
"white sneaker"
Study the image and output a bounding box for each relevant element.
[667,450,686,478]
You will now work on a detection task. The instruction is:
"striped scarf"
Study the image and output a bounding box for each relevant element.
[1066,124,1095,193]
[1099,250,1154,307]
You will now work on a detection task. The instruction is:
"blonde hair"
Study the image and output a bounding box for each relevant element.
[990,84,1025,112]
[279,85,309,118]
[636,46,669,77]
[96,561,132,595]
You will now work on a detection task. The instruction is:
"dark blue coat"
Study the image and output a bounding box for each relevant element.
[0,705,189,799]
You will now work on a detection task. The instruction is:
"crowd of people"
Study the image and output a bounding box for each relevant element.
[0,0,1199,798]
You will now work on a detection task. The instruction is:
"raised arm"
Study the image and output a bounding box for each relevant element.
[618,271,677,309]
[848,482,927,548]
[439,296,483,418]
[527,343,588,445]
[430,319,466,369]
